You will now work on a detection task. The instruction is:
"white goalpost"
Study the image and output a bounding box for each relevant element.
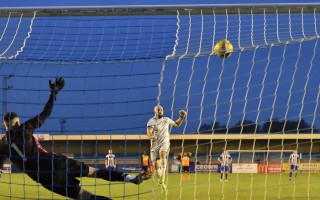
[0,3,320,200]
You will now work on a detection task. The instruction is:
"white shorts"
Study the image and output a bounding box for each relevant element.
[150,143,170,162]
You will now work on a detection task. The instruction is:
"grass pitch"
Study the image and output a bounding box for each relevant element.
[0,173,320,199]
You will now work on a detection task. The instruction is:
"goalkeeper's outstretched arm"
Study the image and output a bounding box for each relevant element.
[24,77,65,132]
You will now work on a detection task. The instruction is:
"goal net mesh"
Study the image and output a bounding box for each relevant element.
[0,4,320,199]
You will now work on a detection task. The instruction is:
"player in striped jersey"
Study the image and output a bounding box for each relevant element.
[218,150,232,182]
[289,150,300,180]
[105,149,116,171]
[147,105,187,195]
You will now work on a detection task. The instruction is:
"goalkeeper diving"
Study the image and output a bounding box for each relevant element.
[0,77,151,200]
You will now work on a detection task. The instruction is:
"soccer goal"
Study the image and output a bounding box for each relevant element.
[0,3,320,200]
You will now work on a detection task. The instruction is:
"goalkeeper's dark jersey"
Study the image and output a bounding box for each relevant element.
[0,92,54,172]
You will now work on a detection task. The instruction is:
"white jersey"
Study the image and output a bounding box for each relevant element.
[219,153,232,166]
[289,153,300,166]
[106,154,116,167]
[147,116,175,151]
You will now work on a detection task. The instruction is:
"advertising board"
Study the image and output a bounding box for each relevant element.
[258,163,282,173]
[195,164,219,172]
[233,163,257,173]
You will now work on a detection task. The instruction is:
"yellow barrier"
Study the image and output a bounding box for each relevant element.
[283,163,320,173]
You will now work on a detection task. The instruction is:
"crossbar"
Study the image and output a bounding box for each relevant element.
[1,3,320,17]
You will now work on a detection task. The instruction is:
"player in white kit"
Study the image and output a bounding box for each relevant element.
[147,105,186,195]
[289,150,300,180]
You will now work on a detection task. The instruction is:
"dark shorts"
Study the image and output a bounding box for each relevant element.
[290,164,298,171]
[25,153,89,199]
[108,166,116,171]
[221,165,229,172]
[142,166,149,172]
[182,166,190,173]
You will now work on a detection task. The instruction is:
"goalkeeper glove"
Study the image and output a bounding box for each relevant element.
[49,77,65,100]
[179,110,187,119]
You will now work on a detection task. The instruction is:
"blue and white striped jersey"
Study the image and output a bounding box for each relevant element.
[289,153,300,166]
[219,153,232,166]
[106,154,116,167]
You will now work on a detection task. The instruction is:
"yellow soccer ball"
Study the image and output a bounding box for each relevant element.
[214,39,233,58]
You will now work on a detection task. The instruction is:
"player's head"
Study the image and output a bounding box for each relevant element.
[154,105,164,119]
[293,150,298,154]
[108,149,113,154]
[3,112,20,130]
[143,151,147,155]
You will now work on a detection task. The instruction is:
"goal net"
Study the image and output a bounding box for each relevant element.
[0,3,320,200]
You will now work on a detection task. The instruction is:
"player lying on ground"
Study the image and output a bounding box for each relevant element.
[147,105,187,195]
[0,77,151,200]
[289,150,300,180]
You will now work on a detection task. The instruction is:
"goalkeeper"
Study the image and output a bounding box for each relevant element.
[147,105,186,195]
[0,77,151,200]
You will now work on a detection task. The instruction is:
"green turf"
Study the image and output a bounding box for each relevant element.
[0,173,320,199]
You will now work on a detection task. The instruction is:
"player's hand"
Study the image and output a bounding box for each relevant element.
[179,110,187,119]
[49,77,65,93]
[49,77,65,99]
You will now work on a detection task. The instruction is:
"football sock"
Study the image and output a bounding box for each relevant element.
[160,158,167,178]
[95,169,126,182]
[124,174,135,182]
[156,167,162,178]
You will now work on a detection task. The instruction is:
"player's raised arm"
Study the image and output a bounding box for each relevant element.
[173,110,187,127]
[24,77,65,131]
